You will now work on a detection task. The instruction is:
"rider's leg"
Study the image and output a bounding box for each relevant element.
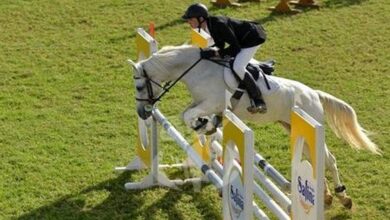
[242,73,267,113]
[233,45,266,113]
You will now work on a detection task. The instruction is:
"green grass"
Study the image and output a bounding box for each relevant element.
[0,0,389,219]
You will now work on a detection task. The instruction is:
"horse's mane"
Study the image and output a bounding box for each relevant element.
[158,44,195,54]
[144,44,199,75]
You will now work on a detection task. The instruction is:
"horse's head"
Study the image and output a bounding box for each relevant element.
[129,45,201,119]
[129,59,163,120]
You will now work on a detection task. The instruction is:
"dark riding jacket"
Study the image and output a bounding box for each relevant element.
[206,16,266,57]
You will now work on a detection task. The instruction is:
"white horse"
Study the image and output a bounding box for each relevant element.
[129,44,381,209]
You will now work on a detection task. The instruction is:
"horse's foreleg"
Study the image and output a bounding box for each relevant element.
[182,102,218,134]
[325,145,353,209]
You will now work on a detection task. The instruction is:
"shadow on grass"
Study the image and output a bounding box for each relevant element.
[111,0,369,43]
[17,171,220,219]
[323,0,368,8]
[330,212,352,220]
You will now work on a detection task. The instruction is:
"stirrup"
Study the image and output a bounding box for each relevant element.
[247,103,267,114]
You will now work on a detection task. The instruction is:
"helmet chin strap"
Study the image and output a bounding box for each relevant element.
[196,17,205,33]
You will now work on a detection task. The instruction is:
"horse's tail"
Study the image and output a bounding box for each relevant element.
[316,90,381,155]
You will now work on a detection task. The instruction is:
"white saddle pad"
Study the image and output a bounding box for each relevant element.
[223,59,280,96]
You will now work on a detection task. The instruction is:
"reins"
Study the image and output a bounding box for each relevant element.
[134,50,270,107]
[135,57,203,105]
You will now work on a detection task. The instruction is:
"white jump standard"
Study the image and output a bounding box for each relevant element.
[152,108,224,190]
[118,105,325,219]
[119,27,381,219]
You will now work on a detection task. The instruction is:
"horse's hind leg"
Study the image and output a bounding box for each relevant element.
[278,121,334,208]
[324,178,333,208]
[325,144,353,209]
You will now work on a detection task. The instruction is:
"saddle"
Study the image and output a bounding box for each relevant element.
[246,59,275,79]
[228,59,275,101]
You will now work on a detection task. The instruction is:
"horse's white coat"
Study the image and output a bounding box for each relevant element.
[131,45,380,207]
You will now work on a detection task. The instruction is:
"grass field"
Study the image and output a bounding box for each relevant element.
[0,0,389,219]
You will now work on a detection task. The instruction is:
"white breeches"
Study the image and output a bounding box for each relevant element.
[233,45,260,80]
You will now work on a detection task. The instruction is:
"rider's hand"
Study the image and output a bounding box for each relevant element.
[200,48,217,59]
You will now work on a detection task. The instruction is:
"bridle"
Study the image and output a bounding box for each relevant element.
[133,68,161,104]
[134,57,203,106]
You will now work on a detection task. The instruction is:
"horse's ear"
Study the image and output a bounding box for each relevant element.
[128,59,139,75]
[128,59,137,68]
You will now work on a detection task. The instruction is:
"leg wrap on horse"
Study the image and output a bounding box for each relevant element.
[193,118,208,131]
[335,185,346,193]
[335,185,353,209]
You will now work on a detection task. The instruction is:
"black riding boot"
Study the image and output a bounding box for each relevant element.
[242,73,267,113]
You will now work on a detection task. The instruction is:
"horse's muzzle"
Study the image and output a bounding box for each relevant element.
[137,104,153,120]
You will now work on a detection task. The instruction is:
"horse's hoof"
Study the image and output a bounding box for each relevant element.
[205,127,217,136]
[257,106,267,114]
[341,196,353,209]
[337,195,353,209]
[324,194,333,209]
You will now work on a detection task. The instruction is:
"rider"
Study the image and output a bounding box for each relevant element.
[182,3,267,113]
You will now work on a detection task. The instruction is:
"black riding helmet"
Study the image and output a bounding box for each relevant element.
[182,3,208,20]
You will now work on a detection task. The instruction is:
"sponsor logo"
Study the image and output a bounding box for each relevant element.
[229,185,244,218]
[228,167,244,219]
[230,185,244,210]
[297,176,315,213]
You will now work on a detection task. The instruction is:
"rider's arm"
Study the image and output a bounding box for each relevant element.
[215,21,241,58]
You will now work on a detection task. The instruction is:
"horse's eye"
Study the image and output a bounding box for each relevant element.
[136,83,145,91]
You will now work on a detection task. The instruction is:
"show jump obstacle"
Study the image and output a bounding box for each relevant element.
[117,28,325,219]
